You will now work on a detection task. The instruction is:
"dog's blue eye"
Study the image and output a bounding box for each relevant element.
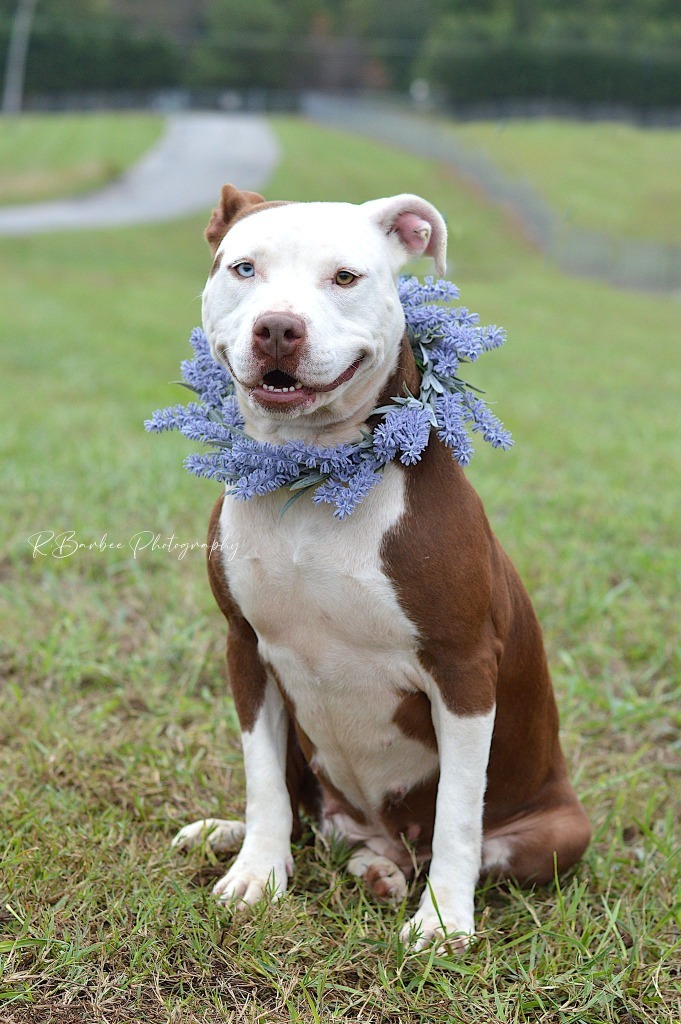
[234,262,255,278]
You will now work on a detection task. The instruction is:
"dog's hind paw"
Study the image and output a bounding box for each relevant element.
[171,818,246,854]
[346,847,408,903]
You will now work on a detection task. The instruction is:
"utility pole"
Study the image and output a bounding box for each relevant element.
[2,0,39,115]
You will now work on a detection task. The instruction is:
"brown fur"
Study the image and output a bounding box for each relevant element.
[377,343,590,883]
[205,183,293,255]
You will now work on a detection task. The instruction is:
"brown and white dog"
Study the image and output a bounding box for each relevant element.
[172,184,590,950]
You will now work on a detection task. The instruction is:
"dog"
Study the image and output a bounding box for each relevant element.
[172,184,591,950]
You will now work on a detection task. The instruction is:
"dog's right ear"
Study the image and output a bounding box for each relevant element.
[205,184,265,254]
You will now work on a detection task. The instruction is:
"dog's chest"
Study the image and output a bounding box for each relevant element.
[218,465,439,814]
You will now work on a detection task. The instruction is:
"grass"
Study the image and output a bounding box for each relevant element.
[449,118,681,246]
[0,114,679,1022]
[0,112,164,205]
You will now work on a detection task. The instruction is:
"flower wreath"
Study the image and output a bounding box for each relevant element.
[145,277,512,519]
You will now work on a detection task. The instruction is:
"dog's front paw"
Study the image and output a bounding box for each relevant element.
[400,893,473,953]
[213,852,293,909]
[171,818,246,854]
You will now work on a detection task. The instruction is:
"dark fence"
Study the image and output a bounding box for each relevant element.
[22,87,302,115]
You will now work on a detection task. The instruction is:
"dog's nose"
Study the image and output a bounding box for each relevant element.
[253,312,306,360]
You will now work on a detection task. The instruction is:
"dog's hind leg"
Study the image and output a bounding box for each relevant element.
[347,846,408,903]
[482,797,591,885]
[172,818,246,854]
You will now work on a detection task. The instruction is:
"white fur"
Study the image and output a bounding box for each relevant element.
[400,703,496,951]
[201,196,447,445]
[212,681,294,907]
[481,836,513,873]
[172,818,245,853]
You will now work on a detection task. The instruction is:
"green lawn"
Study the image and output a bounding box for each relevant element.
[449,118,681,246]
[0,115,679,1023]
[0,112,164,205]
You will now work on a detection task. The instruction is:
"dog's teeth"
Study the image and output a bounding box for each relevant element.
[260,381,302,394]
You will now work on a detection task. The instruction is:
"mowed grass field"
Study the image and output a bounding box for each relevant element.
[0,114,679,1023]
[450,119,681,246]
[0,113,163,205]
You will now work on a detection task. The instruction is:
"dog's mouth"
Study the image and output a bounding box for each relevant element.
[250,359,363,409]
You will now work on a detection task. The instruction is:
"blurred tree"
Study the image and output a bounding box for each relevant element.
[416,0,681,55]
[0,0,114,20]
[188,0,327,88]
[418,0,681,109]
[2,0,680,97]
[0,0,181,93]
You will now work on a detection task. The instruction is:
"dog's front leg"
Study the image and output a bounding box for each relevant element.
[401,681,496,951]
[213,674,294,907]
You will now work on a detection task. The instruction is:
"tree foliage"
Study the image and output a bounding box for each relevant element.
[0,0,679,101]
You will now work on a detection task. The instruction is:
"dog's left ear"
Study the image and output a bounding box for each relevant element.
[205,184,266,254]
[362,194,447,276]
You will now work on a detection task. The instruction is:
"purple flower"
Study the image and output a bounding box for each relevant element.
[464,396,513,450]
[436,393,475,466]
[399,275,459,308]
[431,342,459,378]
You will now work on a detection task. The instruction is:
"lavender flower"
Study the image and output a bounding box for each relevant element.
[399,275,459,308]
[146,278,512,516]
[463,395,514,450]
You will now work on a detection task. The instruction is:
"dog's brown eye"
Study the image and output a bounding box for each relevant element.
[334,270,357,286]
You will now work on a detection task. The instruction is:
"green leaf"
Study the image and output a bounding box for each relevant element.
[278,487,315,519]
[288,472,328,491]
[172,380,201,395]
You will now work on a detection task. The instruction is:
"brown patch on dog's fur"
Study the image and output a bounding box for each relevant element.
[209,251,223,278]
[483,799,591,884]
[379,775,438,871]
[381,441,499,719]
[205,185,264,254]
[205,183,294,254]
[392,690,437,751]
[284,715,321,840]
[206,496,266,733]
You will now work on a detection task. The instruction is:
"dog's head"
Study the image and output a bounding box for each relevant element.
[201,185,447,440]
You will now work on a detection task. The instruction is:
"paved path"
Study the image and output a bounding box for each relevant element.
[0,112,279,236]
